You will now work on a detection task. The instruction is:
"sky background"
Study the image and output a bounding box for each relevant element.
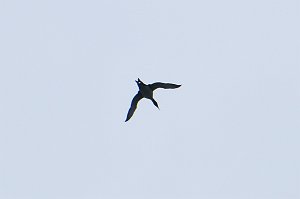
[0,0,299,199]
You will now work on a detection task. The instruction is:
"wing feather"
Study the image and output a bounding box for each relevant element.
[149,82,181,91]
[125,92,143,122]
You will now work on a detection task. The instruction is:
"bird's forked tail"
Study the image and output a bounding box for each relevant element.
[151,99,159,109]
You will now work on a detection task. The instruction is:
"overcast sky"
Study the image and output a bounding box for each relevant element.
[0,0,299,199]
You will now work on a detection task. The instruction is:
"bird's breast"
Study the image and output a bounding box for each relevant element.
[140,86,153,99]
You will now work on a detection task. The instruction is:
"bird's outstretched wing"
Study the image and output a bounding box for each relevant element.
[125,92,143,122]
[149,82,181,91]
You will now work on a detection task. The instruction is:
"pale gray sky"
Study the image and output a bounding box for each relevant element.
[0,0,299,199]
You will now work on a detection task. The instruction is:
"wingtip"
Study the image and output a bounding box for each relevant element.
[175,84,181,89]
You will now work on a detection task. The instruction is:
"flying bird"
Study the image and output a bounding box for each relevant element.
[125,78,181,122]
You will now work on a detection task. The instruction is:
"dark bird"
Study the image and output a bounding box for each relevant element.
[125,78,181,122]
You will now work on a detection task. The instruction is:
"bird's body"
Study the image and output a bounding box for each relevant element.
[125,78,181,122]
[137,82,153,99]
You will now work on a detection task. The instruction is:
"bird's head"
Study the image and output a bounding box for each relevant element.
[135,78,144,85]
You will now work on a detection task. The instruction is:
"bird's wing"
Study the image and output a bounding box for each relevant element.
[149,82,181,91]
[125,92,143,122]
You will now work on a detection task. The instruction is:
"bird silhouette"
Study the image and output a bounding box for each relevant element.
[125,78,181,122]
